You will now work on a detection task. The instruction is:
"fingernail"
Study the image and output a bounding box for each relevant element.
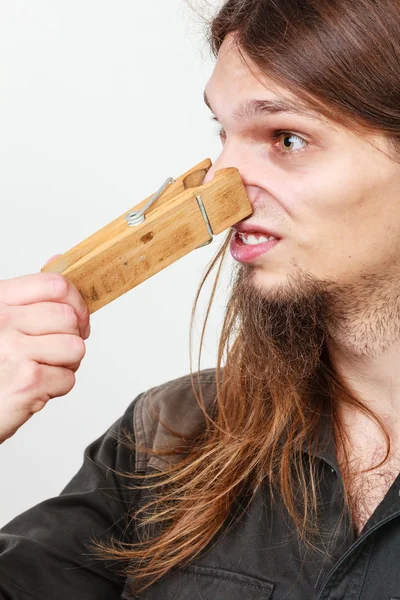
[43,254,62,267]
[83,324,91,339]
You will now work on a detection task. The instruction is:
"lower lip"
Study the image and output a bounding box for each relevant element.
[230,231,281,262]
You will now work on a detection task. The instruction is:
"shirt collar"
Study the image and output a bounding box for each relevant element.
[304,411,340,474]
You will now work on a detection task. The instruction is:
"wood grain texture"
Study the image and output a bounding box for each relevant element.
[41,159,252,313]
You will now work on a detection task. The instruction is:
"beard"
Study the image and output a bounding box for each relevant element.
[226,258,400,390]
[225,261,336,389]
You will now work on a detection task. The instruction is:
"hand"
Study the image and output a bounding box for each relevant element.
[0,257,90,443]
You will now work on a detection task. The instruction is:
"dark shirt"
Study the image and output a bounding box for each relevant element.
[1,368,400,599]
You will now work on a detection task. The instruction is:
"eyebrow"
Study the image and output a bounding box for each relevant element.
[203,90,324,123]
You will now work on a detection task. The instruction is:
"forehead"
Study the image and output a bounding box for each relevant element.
[205,36,333,126]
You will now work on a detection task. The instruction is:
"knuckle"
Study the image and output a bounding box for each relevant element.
[48,273,69,299]
[77,301,89,322]
[68,361,80,373]
[29,397,48,415]
[20,361,42,392]
[62,303,79,330]
[64,369,76,392]
[68,335,86,360]
[54,368,76,397]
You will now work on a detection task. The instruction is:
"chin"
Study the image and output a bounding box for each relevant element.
[251,266,290,291]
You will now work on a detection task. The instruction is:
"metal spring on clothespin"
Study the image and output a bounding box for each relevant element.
[125,177,214,248]
[125,177,175,226]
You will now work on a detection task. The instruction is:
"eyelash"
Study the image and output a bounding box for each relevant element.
[212,120,309,158]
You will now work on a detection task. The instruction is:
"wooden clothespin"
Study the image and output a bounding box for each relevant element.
[41,158,252,313]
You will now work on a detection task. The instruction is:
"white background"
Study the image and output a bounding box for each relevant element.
[0,0,234,526]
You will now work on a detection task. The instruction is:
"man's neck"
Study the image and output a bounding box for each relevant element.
[327,338,400,462]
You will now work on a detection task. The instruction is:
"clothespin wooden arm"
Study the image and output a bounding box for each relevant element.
[41,158,252,313]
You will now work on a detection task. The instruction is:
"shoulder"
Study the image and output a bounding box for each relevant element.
[133,368,218,472]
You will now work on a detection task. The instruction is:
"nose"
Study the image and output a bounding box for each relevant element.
[202,150,257,219]
[203,152,235,186]
[202,140,254,188]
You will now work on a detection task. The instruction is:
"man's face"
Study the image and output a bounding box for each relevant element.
[203,35,400,294]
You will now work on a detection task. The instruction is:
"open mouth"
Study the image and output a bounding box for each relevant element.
[236,231,279,245]
[230,230,281,262]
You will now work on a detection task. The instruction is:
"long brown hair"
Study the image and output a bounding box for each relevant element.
[91,0,400,594]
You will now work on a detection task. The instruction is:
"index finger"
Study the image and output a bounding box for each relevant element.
[0,272,90,338]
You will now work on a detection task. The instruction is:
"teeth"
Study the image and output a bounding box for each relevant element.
[238,232,276,245]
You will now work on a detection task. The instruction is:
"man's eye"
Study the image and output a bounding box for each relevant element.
[213,123,308,157]
[272,132,308,155]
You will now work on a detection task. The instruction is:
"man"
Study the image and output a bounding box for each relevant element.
[203,32,400,537]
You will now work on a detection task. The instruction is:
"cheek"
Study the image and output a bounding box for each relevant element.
[300,222,400,283]
[285,188,368,279]
[286,148,369,213]
[267,144,400,278]
[284,162,368,246]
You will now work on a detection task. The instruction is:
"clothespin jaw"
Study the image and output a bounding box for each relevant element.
[41,158,253,313]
